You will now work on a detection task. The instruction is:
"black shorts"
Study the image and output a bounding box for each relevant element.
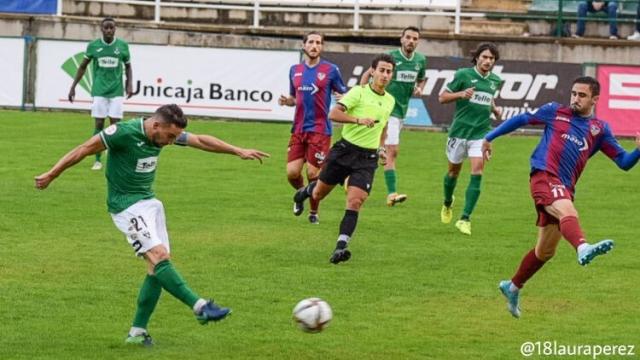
[319,139,378,194]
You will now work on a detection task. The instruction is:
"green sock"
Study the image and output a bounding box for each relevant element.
[384,169,397,195]
[154,260,200,309]
[443,174,458,206]
[462,174,482,219]
[93,128,102,162]
[132,274,162,329]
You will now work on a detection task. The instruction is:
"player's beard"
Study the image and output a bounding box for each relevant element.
[303,49,320,61]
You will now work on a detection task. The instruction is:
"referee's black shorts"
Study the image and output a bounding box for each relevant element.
[319,139,378,194]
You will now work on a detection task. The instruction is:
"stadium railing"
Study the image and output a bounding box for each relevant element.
[486,0,639,37]
[60,0,485,33]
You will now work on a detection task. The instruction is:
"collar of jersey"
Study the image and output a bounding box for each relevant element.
[303,59,323,69]
[100,37,117,46]
[473,65,491,79]
[367,84,386,96]
[398,48,415,61]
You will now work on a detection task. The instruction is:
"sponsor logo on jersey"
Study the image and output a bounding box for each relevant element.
[555,115,571,122]
[294,72,303,77]
[104,124,117,135]
[97,48,103,53]
[135,156,158,173]
[469,91,493,106]
[590,124,601,136]
[561,133,589,151]
[395,70,418,83]
[98,57,119,68]
[297,84,319,95]
[137,141,145,147]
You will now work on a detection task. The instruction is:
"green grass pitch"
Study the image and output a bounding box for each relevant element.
[1,109,638,359]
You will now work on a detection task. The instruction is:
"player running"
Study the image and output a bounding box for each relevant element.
[35,104,269,345]
[279,31,347,224]
[482,76,640,318]
[360,27,427,206]
[292,54,395,264]
[439,43,502,235]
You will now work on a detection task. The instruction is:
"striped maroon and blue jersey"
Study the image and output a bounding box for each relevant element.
[289,60,347,135]
[486,102,640,194]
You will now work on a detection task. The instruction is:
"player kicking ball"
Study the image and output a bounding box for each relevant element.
[35,104,269,345]
[483,76,640,318]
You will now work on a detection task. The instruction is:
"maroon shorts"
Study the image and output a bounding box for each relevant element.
[530,171,574,227]
[287,132,331,168]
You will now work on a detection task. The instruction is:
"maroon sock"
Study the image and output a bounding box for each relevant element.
[511,249,546,289]
[559,215,586,250]
[288,175,304,190]
[308,177,319,213]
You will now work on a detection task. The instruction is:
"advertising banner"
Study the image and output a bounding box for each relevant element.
[0,37,25,107]
[35,40,298,121]
[0,0,57,14]
[596,65,640,136]
[324,52,582,127]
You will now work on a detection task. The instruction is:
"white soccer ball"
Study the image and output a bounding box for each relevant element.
[292,298,332,333]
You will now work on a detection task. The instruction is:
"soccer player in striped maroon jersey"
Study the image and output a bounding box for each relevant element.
[482,76,640,318]
[279,31,347,224]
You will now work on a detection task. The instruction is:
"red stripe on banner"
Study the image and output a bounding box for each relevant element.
[595,65,640,136]
[57,99,272,112]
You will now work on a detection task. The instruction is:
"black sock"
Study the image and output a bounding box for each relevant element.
[306,181,317,196]
[337,209,359,249]
[461,214,470,221]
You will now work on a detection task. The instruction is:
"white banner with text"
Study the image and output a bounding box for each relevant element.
[35,40,298,121]
[0,38,25,107]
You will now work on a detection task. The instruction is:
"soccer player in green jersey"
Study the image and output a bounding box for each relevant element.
[360,27,427,206]
[35,104,269,346]
[68,17,133,171]
[438,43,503,235]
[293,54,396,264]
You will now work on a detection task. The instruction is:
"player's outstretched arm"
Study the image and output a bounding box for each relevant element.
[68,58,91,103]
[605,132,640,171]
[186,133,270,164]
[35,135,106,189]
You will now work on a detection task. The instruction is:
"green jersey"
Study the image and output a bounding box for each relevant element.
[446,67,502,140]
[84,37,131,98]
[338,85,395,149]
[385,48,427,119]
[99,118,161,213]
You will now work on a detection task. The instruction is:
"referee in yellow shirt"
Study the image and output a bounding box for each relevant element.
[293,53,396,264]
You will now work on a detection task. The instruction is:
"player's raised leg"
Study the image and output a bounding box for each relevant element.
[287,158,306,215]
[384,117,407,206]
[126,261,162,346]
[544,199,614,265]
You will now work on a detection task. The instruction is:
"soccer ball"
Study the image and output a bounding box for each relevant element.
[292,298,332,333]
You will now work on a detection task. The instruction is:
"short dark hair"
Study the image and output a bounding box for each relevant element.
[303,31,324,44]
[471,43,499,64]
[371,53,396,70]
[155,104,187,129]
[101,17,115,25]
[572,76,600,96]
[401,26,420,37]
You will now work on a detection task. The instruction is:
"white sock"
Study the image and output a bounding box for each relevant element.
[509,283,520,293]
[193,298,208,314]
[577,243,589,253]
[129,327,146,337]
[338,234,351,243]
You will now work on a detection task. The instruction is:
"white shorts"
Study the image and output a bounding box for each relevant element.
[91,96,124,119]
[445,137,483,164]
[384,116,403,146]
[110,198,170,257]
